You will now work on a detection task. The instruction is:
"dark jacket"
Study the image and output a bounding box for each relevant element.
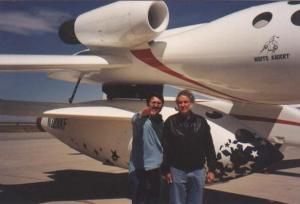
[161,112,216,173]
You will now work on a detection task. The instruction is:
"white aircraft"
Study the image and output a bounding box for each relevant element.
[1,1,300,182]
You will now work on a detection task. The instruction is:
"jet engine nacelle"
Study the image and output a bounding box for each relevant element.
[59,1,169,48]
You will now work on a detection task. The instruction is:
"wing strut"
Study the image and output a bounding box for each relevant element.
[68,74,84,104]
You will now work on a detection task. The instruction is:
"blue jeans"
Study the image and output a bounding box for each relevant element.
[170,167,205,204]
[129,168,161,204]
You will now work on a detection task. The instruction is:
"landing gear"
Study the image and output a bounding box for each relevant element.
[69,74,83,104]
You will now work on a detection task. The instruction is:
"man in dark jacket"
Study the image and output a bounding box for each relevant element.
[161,90,216,204]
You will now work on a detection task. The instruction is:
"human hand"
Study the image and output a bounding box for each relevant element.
[140,107,153,117]
[206,171,215,184]
[163,173,173,184]
[140,107,160,117]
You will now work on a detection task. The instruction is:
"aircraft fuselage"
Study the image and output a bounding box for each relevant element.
[78,2,300,104]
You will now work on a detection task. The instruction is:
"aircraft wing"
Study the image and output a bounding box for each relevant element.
[43,106,133,120]
[0,55,130,71]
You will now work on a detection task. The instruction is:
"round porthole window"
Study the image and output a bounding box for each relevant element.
[291,10,300,26]
[252,12,273,28]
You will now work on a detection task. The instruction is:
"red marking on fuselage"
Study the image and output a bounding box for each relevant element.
[131,49,300,127]
[131,49,247,101]
[232,114,300,127]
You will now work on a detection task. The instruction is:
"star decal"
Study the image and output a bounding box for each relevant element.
[224,170,237,178]
[111,150,120,161]
[240,143,253,151]
[217,139,262,180]
[240,161,255,170]
[225,163,233,169]
[229,143,238,151]
[251,150,258,158]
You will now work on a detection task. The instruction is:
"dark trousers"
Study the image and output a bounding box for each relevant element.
[129,168,161,204]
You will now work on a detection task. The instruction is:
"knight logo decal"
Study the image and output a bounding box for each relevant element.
[260,35,279,54]
[254,35,290,62]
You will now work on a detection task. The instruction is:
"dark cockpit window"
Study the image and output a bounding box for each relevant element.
[288,1,300,5]
[235,129,256,143]
[291,10,300,26]
[205,111,223,119]
[252,12,273,28]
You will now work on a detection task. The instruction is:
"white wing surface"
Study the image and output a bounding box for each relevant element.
[0,55,130,71]
[43,107,133,120]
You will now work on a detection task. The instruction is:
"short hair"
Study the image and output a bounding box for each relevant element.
[146,94,164,106]
[176,90,195,103]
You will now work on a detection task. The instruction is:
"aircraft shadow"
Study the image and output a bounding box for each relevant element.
[0,170,129,204]
[0,169,285,204]
[267,159,300,177]
[203,190,285,204]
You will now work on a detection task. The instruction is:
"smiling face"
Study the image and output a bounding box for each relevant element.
[176,95,193,114]
[148,96,163,115]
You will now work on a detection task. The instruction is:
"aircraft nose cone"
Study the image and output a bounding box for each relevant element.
[215,129,284,181]
[36,117,44,132]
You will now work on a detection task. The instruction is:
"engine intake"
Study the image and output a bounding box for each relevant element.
[59,1,169,48]
[59,19,79,44]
